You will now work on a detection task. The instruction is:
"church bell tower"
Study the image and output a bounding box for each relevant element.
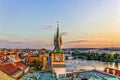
[51,22,66,78]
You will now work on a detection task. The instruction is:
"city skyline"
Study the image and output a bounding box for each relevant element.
[0,0,120,49]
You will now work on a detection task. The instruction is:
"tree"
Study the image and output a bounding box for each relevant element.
[30,60,43,70]
[72,51,80,56]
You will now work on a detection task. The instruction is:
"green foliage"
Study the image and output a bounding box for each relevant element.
[30,60,43,70]
[72,51,116,62]
[72,51,80,56]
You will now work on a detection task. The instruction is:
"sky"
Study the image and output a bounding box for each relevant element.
[0,0,120,49]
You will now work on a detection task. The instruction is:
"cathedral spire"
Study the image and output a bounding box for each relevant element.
[56,21,61,49]
[60,34,62,46]
[54,33,56,46]
[53,21,63,53]
[57,21,59,37]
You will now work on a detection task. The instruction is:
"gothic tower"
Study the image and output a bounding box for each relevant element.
[51,22,66,78]
[53,22,63,53]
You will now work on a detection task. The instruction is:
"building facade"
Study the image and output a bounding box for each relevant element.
[26,48,49,70]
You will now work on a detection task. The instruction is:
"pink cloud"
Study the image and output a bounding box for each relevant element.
[61,32,68,36]
[65,40,87,43]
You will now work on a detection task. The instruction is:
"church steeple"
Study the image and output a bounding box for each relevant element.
[53,21,63,53]
[57,21,59,37]
[51,22,66,79]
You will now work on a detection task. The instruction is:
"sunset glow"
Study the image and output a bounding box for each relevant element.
[0,0,120,49]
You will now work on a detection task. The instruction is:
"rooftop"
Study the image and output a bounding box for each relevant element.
[14,61,26,69]
[20,70,57,80]
[75,70,119,80]
[0,63,19,75]
[0,61,26,75]
[52,64,66,68]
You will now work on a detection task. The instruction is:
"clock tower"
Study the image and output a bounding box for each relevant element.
[51,22,66,78]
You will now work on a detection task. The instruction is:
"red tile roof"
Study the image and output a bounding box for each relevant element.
[15,55,20,61]
[0,52,8,60]
[14,61,26,69]
[0,63,19,75]
[0,52,6,56]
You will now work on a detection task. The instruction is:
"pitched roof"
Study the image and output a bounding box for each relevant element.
[15,55,20,61]
[14,61,26,69]
[0,63,19,75]
[0,52,6,56]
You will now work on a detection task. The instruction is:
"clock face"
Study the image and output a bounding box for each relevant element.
[56,56,60,61]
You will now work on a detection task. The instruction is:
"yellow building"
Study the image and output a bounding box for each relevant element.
[51,23,66,78]
[26,48,49,70]
[0,71,15,80]
[40,49,49,70]
[0,61,28,80]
